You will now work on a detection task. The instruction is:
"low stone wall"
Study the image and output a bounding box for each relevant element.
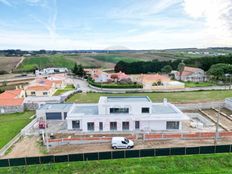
[144,131,232,140]
[0,105,24,114]
[47,135,136,147]
[176,101,224,111]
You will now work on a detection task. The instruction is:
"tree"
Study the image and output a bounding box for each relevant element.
[178,62,185,81]
[72,63,85,77]
[207,63,232,81]
[161,65,172,74]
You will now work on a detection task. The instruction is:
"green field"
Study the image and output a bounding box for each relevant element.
[17,55,75,72]
[1,153,232,174]
[66,90,232,104]
[53,85,75,96]
[89,54,145,63]
[0,111,35,148]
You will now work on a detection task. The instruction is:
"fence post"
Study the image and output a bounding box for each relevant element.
[67,154,70,162]
[7,158,10,167]
[24,157,27,166]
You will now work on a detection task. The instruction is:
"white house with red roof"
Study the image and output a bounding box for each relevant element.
[25,77,65,97]
[0,89,25,114]
[172,66,207,82]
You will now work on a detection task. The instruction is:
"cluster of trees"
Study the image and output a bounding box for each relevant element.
[72,63,85,77]
[114,54,232,74]
[208,63,232,80]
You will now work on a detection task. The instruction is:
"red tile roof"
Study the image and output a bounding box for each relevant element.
[177,66,203,76]
[0,89,24,106]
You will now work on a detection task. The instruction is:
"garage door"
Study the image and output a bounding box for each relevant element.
[46,112,62,120]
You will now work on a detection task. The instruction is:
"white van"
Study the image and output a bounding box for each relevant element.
[111,137,134,149]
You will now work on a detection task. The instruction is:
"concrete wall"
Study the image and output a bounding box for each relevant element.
[0,105,24,114]
[176,101,224,111]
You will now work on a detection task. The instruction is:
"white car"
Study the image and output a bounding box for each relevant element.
[111,137,134,149]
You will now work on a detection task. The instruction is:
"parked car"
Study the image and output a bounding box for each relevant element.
[111,137,134,149]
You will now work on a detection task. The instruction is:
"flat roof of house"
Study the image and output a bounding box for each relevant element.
[71,105,98,115]
[105,96,151,103]
[40,103,73,111]
[151,104,178,114]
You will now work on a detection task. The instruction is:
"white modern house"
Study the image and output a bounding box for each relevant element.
[36,96,189,132]
[35,68,68,76]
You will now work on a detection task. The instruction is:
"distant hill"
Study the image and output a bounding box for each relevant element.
[104,46,130,50]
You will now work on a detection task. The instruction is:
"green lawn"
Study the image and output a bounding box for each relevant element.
[185,81,216,88]
[66,90,232,104]
[53,85,75,96]
[0,111,35,148]
[1,153,232,174]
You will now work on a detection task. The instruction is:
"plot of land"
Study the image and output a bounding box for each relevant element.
[0,111,35,148]
[1,153,232,174]
[0,57,22,73]
[66,90,232,104]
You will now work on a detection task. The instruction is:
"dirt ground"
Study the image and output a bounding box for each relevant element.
[3,136,232,159]
[2,136,44,159]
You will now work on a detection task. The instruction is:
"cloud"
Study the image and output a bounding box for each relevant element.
[110,0,181,19]
[0,0,12,6]
[183,0,232,45]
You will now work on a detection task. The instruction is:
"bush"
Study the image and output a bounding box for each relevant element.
[87,78,142,88]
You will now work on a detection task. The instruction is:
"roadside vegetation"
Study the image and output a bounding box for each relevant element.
[66,90,232,103]
[185,81,215,88]
[53,85,75,96]
[87,78,142,89]
[2,153,232,174]
[0,111,35,148]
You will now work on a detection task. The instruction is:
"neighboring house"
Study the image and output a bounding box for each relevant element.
[86,69,112,83]
[171,66,207,82]
[25,78,65,97]
[0,89,25,114]
[133,74,185,90]
[35,68,68,76]
[110,71,131,83]
[36,96,189,132]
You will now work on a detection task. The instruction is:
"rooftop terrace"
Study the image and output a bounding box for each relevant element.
[101,96,151,103]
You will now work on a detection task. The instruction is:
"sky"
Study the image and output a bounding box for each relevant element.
[0,0,232,50]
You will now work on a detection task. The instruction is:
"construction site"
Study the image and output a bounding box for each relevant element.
[3,100,232,159]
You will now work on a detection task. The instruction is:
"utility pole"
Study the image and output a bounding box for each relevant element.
[214,107,220,145]
[44,117,49,152]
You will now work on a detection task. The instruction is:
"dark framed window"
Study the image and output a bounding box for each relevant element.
[135,121,140,130]
[72,120,80,129]
[166,121,179,130]
[110,122,117,131]
[99,122,103,131]
[31,91,36,95]
[110,108,129,114]
[43,92,48,96]
[87,122,94,131]
[122,122,129,130]
[142,107,150,113]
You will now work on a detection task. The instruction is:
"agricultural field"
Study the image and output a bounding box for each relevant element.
[0,111,35,148]
[16,55,75,72]
[0,57,22,73]
[66,90,232,104]
[1,153,232,174]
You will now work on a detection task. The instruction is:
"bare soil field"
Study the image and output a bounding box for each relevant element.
[0,57,22,73]
[3,136,44,159]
